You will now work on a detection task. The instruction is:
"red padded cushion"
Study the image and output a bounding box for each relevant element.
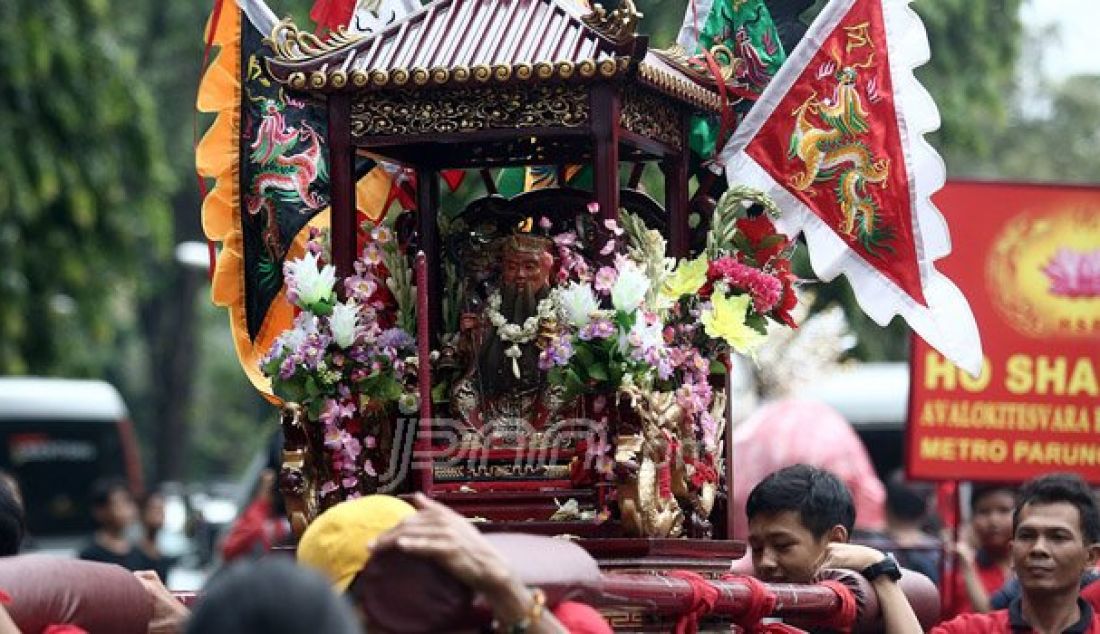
[0,554,152,634]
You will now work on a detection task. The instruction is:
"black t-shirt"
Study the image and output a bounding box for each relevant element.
[78,540,157,573]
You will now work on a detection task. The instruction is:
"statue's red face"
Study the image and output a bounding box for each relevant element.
[501,244,553,294]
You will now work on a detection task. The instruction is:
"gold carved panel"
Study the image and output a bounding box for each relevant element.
[620,88,684,151]
[349,85,590,138]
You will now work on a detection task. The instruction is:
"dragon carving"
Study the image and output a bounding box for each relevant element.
[787,56,893,255]
[615,387,727,538]
[245,93,329,263]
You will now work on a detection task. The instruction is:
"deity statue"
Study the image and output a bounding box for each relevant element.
[450,234,566,436]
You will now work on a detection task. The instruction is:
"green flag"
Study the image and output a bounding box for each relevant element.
[686,0,787,158]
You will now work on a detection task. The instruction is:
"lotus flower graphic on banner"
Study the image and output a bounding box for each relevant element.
[719,0,983,375]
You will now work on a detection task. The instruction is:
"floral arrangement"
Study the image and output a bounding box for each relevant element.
[543,188,798,497]
[260,225,418,498]
[544,188,796,397]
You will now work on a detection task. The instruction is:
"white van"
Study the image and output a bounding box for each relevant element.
[0,378,144,550]
[798,362,910,478]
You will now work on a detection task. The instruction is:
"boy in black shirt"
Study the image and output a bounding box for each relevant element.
[78,479,153,571]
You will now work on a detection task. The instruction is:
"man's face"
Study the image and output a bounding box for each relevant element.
[1013,501,1099,596]
[142,495,166,532]
[748,510,835,584]
[501,247,552,294]
[973,490,1015,551]
[96,489,137,531]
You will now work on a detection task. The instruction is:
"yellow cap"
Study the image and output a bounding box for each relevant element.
[296,494,416,592]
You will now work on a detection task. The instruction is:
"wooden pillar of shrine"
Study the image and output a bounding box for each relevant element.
[663,111,691,258]
[591,84,621,227]
[416,166,442,342]
[328,94,357,291]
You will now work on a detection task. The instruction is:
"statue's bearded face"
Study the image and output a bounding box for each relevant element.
[501,244,553,294]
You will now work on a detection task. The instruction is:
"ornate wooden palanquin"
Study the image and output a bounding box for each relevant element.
[264,0,750,600]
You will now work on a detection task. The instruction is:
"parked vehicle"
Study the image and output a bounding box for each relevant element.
[0,378,143,552]
[799,362,910,479]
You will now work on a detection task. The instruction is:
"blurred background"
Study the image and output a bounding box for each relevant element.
[1,0,1097,585]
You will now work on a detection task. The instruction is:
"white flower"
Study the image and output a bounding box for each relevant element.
[328,301,362,348]
[282,312,320,352]
[557,282,601,327]
[610,259,650,313]
[618,313,665,354]
[286,251,336,309]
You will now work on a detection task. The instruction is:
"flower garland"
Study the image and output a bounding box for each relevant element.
[485,291,558,379]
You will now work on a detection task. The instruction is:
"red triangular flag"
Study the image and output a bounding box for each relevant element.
[310,0,356,33]
[719,0,982,375]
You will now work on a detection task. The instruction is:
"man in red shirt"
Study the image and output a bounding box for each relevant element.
[933,474,1100,633]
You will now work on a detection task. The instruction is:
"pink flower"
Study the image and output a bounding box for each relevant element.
[363,459,378,477]
[320,480,339,496]
[603,219,624,236]
[600,240,616,256]
[587,202,599,215]
[593,267,618,293]
[319,399,354,427]
[363,243,383,266]
[553,231,577,247]
[539,216,553,231]
[1044,248,1100,298]
[708,257,782,313]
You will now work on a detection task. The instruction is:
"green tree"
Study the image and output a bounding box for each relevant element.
[914,0,1024,163]
[0,0,172,376]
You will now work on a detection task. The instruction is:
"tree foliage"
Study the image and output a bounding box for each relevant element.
[914,0,1024,161]
[0,0,172,375]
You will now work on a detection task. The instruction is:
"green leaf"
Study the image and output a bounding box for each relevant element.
[745,312,769,336]
[588,363,609,382]
[574,344,596,368]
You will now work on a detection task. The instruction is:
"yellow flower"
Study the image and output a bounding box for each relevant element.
[661,256,708,299]
[701,293,767,354]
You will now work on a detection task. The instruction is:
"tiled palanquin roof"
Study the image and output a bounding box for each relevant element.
[264,0,722,112]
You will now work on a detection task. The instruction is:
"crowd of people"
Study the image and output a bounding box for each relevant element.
[0,463,1098,632]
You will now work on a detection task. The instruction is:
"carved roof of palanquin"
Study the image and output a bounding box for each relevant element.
[265,0,722,112]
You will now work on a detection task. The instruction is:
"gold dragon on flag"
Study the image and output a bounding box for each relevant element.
[786,23,893,254]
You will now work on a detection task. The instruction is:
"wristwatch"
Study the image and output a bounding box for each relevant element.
[860,553,903,583]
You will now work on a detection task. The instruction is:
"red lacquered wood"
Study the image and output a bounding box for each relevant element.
[594,573,844,617]
[591,84,620,232]
[431,480,580,493]
[327,94,356,289]
[415,252,434,495]
[580,538,746,561]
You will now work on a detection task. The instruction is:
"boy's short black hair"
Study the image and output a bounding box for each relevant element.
[886,479,928,522]
[1013,473,1100,544]
[0,481,24,556]
[90,478,131,510]
[971,483,1016,512]
[746,464,856,538]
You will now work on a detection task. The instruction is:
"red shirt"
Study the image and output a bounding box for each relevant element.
[943,554,1009,618]
[1083,581,1100,614]
[933,599,1100,634]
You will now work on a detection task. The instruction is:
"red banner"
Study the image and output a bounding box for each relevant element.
[907,181,1100,483]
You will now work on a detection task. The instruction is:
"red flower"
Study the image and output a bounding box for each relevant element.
[736,215,790,266]
[771,259,799,328]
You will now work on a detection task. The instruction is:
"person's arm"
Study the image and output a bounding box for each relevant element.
[0,604,18,634]
[951,540,993,613]
[372,493,568,634]
[134,571,190,634]
[819,543,922,634]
